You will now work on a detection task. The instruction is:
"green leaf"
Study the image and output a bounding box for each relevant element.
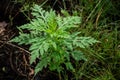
[57,16,81,30]
[64,52,70,61]
[71,50,87,61]
[73,37,99,48]
[39,45,44,55]
[10,33,31,45]
[29,42,41,51]
[51,41,57,50]
[43,42,49,52]
[64,40,73,51]
[61,9,70,16]
[49,62,63,72]
[65,62,75,72]
[46,10,57,30]
[35,58,49,74]
[51,53,61,62]
[30,50,39,64]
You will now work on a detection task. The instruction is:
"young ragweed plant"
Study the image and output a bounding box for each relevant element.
[11,4,99,75]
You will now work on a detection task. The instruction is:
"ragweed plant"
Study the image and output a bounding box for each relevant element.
[11,4,98,75]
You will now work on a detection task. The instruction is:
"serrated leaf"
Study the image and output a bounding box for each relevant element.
[43,42,49,52]
[58,16,81,30]
[29,43,40,51]
[65,62,75,72]
[35,58,48,74]
[30,50,39,64]
[51,41,57,50]
[73,37,99,48]
[64,40,73,50]
[72,50,87,61]
[64,52,70,61]
[10,33,31,45]
[39,45,44,55]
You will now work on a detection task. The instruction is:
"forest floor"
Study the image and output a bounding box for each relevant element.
[0,16,31,80]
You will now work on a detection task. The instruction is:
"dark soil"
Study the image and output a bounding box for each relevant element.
[0,0,33,80]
